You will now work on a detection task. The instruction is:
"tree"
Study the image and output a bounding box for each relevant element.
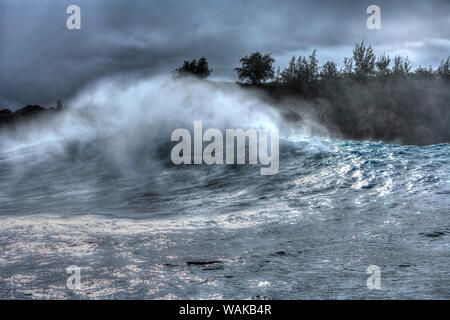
[342,57,353,76]
[306,49,319,82]
[393,55,411,77]
[173,57,212,78]
[296,50,319,94]
[295,56,308,84]
[281,56,297,85]
[235,52,275,85]
[56,98,64,110]
[274,66,282,84]
[320,61,338,80]
[437,57,450,79]
[295,50,319,82]
[414,65,434,78]
[281,50,319,91]
[375,53,391,76]
[352,41,376,79]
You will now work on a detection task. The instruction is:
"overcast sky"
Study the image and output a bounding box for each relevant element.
[0,0,449,108]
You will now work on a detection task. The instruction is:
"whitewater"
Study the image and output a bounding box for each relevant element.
[0,77,448,299]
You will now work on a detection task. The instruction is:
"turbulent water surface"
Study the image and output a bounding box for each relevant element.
[0,78,449,299]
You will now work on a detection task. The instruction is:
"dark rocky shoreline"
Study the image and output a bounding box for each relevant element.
[252,80,450,146]
[1,78,449,147]
[0,105,63,128]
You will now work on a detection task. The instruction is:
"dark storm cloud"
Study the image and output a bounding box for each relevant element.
[0,0,449,108]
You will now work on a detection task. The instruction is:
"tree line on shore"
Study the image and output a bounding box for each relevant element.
[173,41,450,90]
[1,43,448,146]
[173,42,450,145]
[0,99,66,128]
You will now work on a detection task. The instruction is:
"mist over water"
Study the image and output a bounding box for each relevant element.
[1,76,285,168]
[0,76,449,299]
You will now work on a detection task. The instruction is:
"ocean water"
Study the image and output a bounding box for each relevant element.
[0,77,449,299]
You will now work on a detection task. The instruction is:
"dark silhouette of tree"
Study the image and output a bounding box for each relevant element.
[393,55,412,77]
[342,57,353,76]
[281,50,319,94]
[56,99,64,110]
[320,61,339,80]
[173,57,212,78]
[274,66,282,84]
[296,49,319,84]
[414,65,434,78]
[375,53,391,77]
[437,57,450,79]
[352,41,376,79]
[235,52,275,85]
[281,56,297,86]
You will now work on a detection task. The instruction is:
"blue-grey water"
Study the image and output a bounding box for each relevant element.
[0,78,449,299]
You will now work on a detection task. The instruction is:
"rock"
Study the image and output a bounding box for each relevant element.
[0,105,60,128]
[0,109,14,124]
[186,260,221,266]
[14,105,47,119]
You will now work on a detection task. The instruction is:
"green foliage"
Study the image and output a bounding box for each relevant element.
[172,42,448,87]
[437,57,450,79]
[281,49,319,94]
[375,53,391,76]
[352,41,376,78]
[320,61,339,80]
[281,56,297,85]
[231,43,449,145]
[414,65,434,78]
[342,57,353,76]
[393,55,412,77]
[173,57,212,78]
[234,52,275,85]
[274,66,282,83]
